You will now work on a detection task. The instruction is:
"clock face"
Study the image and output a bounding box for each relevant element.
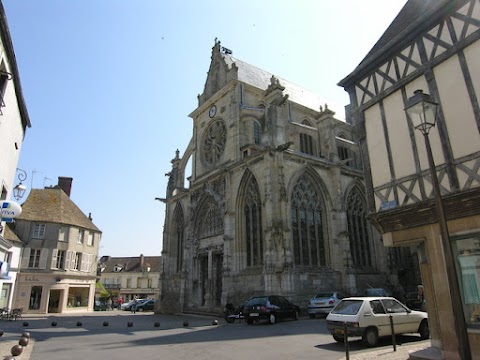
[203,120,226,166]
[209,105,217,118]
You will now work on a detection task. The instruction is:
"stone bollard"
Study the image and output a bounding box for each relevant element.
[0,329,4,337]
[21,331,30,339]
[22,321,29,327]
[127,321,133,327]
[183,321,189,327]
[154,322,160,328]
[19,336,29,346]
[51,321,57,327]
[77,321,83,327]
[103,321,109,327]
[212,319,218,325]
[11,344,23,356]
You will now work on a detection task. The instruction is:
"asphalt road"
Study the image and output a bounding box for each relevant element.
[0,311,428,360]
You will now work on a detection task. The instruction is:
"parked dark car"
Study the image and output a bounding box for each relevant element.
[405,291,423,310]
[243,295,300,324]
[135,299,156,312]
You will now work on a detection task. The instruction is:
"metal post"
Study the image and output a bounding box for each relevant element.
[389,315,396,351]
[343,322,349,360]
[423,133,471,360]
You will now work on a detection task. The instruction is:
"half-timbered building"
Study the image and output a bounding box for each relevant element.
[339,0,480,358]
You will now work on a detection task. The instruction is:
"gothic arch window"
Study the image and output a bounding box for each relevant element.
[243,175,263,266]
[173,205,184,273]
[346,186,372,268]
[195,196,223,239]
[291,174,326,267]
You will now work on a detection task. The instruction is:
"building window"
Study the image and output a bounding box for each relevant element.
[173,205,184,273]
[253,121,261,144]
[346,187,372,268]
[126,278,131,288]
[58,227,69,242]
[300,133,314,155]
[453,233,480,328]
[195,196,223,239]
[33,224,46,239]
[73,252,81,270]
[291,174,326,267]
[77,229,84,244]
[29,286,42,310]
[87,232,94,246]
[0,68,9,113]
[244,175,263,266]
[28,249,41,268]
[57,250,66,269]
[67,287,89,308]
[148,278,153,288]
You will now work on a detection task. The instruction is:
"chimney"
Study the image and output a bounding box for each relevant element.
[140,254,144,267]
[58,177,73,197]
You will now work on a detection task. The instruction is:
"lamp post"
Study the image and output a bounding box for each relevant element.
[405,90,471,360]
[13,168,27,201]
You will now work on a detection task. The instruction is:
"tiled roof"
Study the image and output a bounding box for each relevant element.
[98,255,162,273]
[17,188,101,232]
[3,223,22,243]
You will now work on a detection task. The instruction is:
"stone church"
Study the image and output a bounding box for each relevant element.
[159,40,417,314]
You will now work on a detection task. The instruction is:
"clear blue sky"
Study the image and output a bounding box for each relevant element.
[3,0,407,257]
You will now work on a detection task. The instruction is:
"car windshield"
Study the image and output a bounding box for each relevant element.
[315,293,334,298]
[245,297,267,307]
[331,300,363,315]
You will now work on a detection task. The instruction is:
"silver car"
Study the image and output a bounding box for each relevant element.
[308,292,345,318]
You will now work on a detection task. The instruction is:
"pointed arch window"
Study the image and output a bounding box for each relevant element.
[253,121,261,145]
[291,174,326,267]
[196,196,223,239]
[244,177,263,266]
[173,205,185,273]
[346,187,372,268]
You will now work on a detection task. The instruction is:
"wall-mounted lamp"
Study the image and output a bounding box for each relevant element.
[13,168,27,201]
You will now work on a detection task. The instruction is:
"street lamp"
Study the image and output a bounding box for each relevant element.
[13,168,27,201]
[405,90,471,360]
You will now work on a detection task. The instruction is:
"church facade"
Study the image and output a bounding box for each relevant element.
[159,41,416,314]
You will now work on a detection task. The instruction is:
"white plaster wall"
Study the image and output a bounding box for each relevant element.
[383,90,416,179]
[434,55,480,159]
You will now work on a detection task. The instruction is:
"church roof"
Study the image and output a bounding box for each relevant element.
[201,41,343,117]
[225,55,338,114]
[16,188,101,232]
[338,0,449,87]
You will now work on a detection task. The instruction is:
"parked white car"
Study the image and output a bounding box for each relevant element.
[326,297,429,347]
[308,291,345,318]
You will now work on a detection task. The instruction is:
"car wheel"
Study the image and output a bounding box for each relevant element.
[362,327,379,347]
[419,320,429,340]
[137,307,144,312]
[246,319,253,325]
[268,313,276,324]
[333,334,345,343]
[294,311,299,320]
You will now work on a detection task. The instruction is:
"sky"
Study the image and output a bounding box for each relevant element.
[3,0,408,257]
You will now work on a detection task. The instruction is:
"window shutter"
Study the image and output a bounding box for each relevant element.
[65,250,73,270]
[21,247,31,268]
[39,248,48,269]
[51,249,58,269]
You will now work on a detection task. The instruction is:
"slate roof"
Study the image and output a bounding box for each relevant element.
[3,223,21,243]
[223,54,344,117]
[338,0,450,87]
[98,255,162,273]
[17,188,101,232]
